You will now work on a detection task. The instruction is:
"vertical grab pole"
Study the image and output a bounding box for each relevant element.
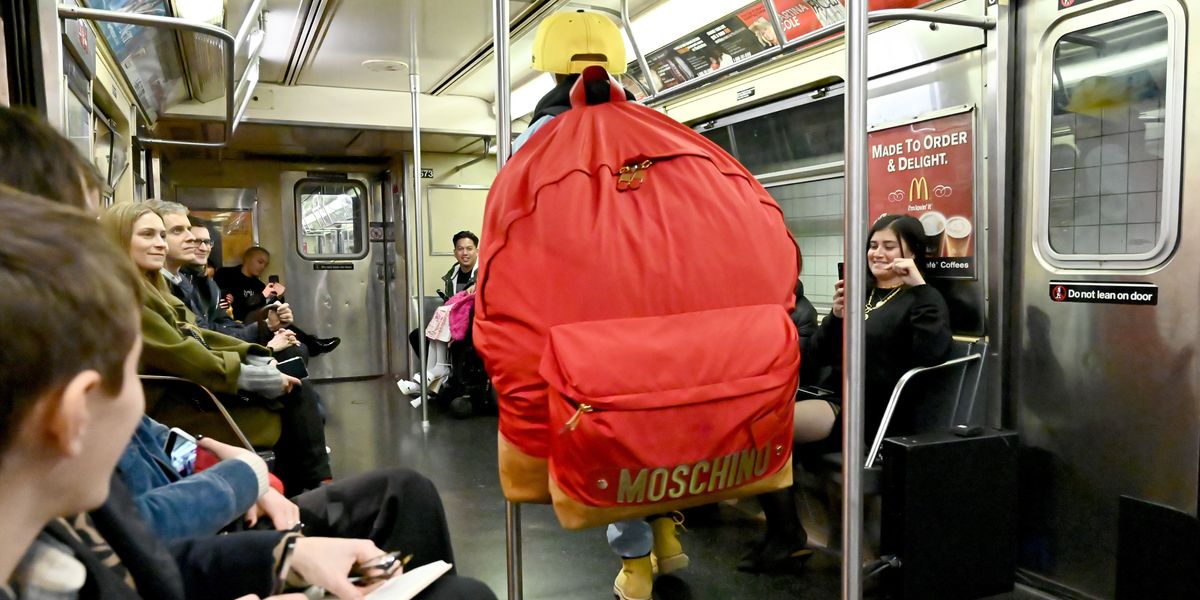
[842,0,868,599]
[761,0,787,48]
[409,3,429,430]
[493,2,521,599]
[619,0,657,95]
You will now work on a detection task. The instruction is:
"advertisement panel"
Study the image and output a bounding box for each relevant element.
[867,108,976,279]
[623,0,927,99]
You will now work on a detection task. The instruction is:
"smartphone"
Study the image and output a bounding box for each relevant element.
[268,275,280,284]
[837,262,845,280]
[277,356,309,379]
[164,427,198,477]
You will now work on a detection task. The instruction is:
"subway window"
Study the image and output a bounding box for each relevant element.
[730,94,843,176]
[698,87,846,308]
[1041,5,1183,267]
[295,180,367,259]
[765,177,844,308]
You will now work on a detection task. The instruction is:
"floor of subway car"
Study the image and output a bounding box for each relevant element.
[313,378,1038,600]
[315,378,838,600]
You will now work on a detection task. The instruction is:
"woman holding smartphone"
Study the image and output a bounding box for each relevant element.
[741,214,952,572]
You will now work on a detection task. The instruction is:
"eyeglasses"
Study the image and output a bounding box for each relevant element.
[195,239,215,247]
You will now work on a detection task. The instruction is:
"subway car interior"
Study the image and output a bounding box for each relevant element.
[1,0,1198,598]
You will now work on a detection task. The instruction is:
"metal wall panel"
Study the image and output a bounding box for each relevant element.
[1010,0,1199,597]
[280,170,387,380]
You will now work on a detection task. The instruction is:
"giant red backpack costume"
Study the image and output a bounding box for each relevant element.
[474,66,801,529]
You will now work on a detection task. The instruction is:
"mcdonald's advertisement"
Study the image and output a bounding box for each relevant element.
[868,109,976,279]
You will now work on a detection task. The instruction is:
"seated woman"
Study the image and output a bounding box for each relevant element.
[741,214,952,572]
[100,202,332,494]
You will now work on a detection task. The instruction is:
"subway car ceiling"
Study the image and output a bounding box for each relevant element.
[63,0,994,162]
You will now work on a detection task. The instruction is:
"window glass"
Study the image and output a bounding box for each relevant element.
[296,181,366,258]
[729,94,843,175]
[766,176,844,309]
[1047,12,1169,256]
[189,210,255,267]
[700,126,734,155]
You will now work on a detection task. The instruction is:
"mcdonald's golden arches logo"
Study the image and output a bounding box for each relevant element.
[909,176,929,202]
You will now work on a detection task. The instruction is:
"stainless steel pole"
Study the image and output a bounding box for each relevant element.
[843,0,869,598]
[495,0,513,167]
[761,0,787,49]
[504,499,523,600]
[409,5,428,430]
[494,2,521,598]
[619,0,656,95]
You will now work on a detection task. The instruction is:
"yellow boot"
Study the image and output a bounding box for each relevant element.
[613,555,653,600]
[650,514,689,574]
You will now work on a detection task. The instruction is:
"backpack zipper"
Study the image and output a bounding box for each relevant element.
[616,159,654,192]
[560,400,594,433]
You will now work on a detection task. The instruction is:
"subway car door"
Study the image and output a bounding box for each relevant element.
[280,171,387,380]
[1010,0,1198,597]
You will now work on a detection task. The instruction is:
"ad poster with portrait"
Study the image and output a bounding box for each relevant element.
[622,0,928,100]
[867,108,977,279]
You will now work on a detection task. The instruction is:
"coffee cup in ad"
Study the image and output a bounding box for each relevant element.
[944,215,973,257]
[919,211,946,257]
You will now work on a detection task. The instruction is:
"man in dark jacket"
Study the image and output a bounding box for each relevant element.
[441,231,479,298]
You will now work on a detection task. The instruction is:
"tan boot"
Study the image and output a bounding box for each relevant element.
[650,513,689,574]
[613,555,653,600]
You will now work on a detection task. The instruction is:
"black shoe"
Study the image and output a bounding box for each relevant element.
[308,337,341,357]
[736,534,812,573]
[449,396,474,419]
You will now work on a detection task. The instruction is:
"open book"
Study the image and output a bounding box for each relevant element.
[365,561,452,600]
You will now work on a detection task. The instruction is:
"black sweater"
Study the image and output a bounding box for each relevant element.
[808,284,952,440]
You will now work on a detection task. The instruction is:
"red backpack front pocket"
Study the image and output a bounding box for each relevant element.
[539,304,799,529]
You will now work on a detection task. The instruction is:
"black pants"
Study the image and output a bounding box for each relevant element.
[271,383,332,494]
[415,575,497,600]
[294,468,454,569]
[291,469,497,599]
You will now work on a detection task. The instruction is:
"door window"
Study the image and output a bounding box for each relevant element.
[295,180,367,259]
[1040,5,1183,267]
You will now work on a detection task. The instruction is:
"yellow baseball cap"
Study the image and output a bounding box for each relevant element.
[531,10,627,75]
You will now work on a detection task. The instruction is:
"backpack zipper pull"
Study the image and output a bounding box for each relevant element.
[616,159,654,192]
[561,403,594,433]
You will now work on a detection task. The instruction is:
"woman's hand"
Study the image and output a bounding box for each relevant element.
[267,303,294,331]
[832,280,845,319]
[197,436,253,461]
[267,330,299,352]
[889,258,926,287]
[291,537,390,599]
[281,373,301,394]
[246,489,302,530]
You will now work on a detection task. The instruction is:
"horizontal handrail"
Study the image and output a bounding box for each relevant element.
[864,352,983,468]
[643,8,996,106]
[58,1,264,148]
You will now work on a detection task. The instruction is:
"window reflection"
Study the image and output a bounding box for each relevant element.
[1048,12,1169,256]
[296,181,365,258]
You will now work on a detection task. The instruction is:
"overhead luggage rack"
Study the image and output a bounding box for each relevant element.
[57,1,265,148]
